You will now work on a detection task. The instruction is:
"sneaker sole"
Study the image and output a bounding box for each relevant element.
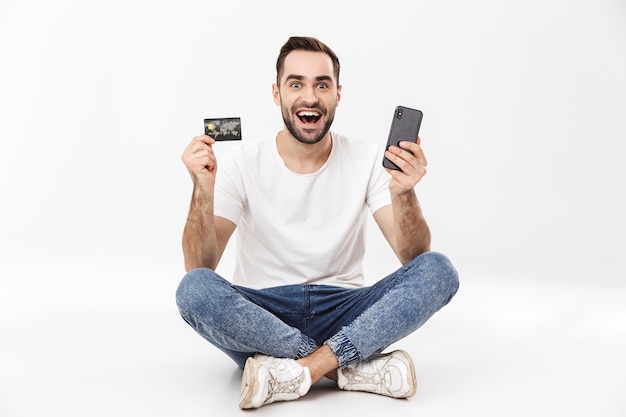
[392,350,417,398]
[239,356,261,409]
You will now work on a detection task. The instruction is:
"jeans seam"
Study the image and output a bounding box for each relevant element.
[304,284,312,327]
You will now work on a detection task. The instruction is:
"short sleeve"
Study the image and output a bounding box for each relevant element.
[366,148,391,213]
[213,150,245,225]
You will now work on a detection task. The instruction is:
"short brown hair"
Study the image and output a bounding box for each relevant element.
[275,36,340,85]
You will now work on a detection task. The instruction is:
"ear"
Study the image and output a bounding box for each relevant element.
[272,83,280,106]
[336,84,342,106]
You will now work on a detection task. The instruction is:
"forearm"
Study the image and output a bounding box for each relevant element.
[182,184,219,271]
[392,189,431,264]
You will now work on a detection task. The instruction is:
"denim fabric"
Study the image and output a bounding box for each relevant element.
[176,251,459,368]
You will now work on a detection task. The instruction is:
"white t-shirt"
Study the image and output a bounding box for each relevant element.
[214,132,391,289]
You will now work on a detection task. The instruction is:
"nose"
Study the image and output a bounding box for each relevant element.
[302,85,318,105]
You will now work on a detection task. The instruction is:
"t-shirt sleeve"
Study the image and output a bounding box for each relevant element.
[214,150,245,225]
[366,148,391,213]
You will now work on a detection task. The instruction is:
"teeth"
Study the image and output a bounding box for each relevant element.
[297,111,320,117]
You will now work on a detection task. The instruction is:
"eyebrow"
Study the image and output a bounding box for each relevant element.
[284,74,334,84]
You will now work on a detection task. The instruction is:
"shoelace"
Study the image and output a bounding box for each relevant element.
[264,369,307,404]
[342,359,394,395]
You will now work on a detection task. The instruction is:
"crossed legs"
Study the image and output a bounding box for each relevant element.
[176,251,459,407]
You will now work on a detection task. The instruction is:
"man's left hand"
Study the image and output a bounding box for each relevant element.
[384,137,427,195]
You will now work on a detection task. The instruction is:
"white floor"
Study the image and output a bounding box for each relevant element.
[2,260,625,417]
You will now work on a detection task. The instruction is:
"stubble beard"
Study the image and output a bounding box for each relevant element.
[281,102,336,145]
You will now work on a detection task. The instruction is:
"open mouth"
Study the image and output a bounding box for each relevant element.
[297,110,321,125]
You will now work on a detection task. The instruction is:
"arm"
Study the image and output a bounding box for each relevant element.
[181,135,236,271]
[373,137,431,264]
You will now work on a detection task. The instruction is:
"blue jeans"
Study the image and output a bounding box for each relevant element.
[176,251,459,369]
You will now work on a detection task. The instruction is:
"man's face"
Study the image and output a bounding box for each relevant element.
[273,50,341,145]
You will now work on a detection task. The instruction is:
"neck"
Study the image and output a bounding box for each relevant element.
[276,129,333,174]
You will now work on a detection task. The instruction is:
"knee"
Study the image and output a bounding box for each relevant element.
[412,251,460,299]
[175,268,219,317]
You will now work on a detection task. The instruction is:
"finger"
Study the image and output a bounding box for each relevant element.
[385,147,427,177]
[385,165,426,192]
[183,140,216,171]
[384,149,414,173]
[397,141,427,167]
[192,152,217,173]
[191,143,214,158]
[185,135,215,157]
[185,135,215,152]
[194,134,216,146]
[386,144,420,169]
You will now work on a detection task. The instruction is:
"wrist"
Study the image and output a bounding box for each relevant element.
[390,187,416,201]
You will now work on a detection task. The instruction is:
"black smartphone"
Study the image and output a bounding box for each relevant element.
[382,106,423,171]
[204,117,242,141]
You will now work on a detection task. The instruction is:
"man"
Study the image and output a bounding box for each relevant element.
[176,36,459,409]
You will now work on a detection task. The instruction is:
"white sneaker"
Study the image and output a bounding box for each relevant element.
[239,354,312,409]
[337,350,417,398]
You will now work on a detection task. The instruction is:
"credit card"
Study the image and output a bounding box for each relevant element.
[204,117,242,141]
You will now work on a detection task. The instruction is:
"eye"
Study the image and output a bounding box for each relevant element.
[317,83,329,89]
[290,81,302,88]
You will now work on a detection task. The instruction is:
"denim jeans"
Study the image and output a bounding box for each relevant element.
[176,251,459,369]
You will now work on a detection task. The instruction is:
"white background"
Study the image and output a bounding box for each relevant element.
[1,1,625,416]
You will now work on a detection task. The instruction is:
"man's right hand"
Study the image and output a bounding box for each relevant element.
[181,135,217,189]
